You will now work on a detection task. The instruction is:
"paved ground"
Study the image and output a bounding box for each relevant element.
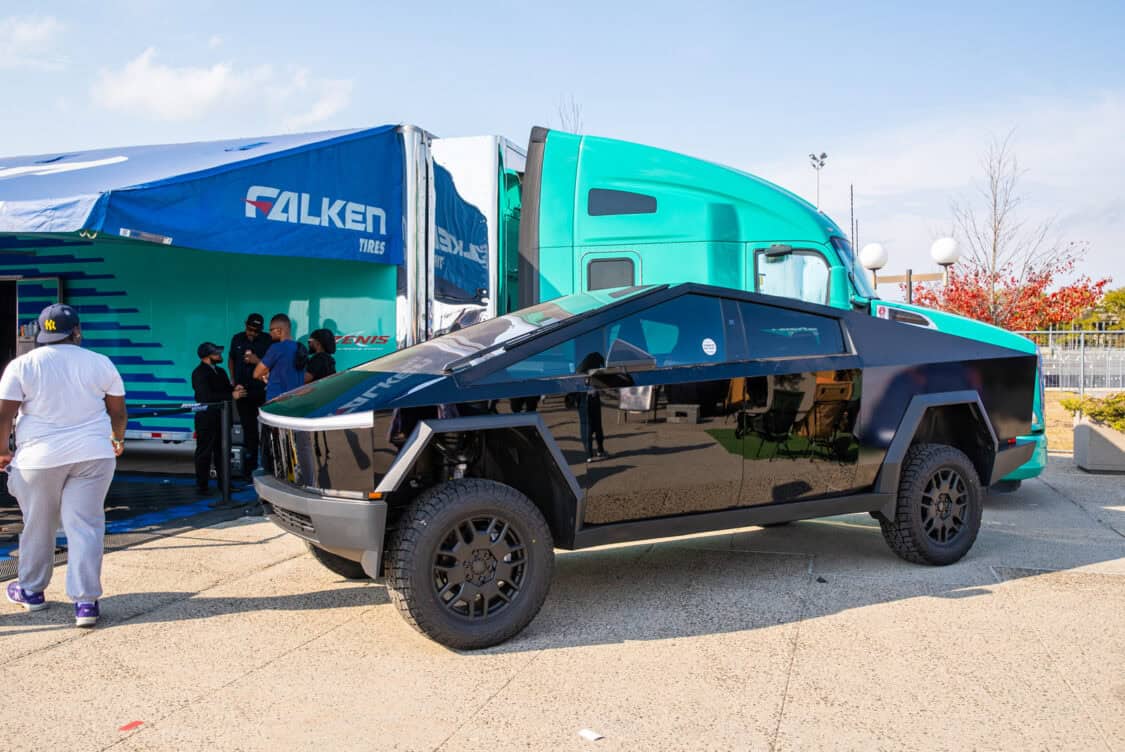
[1,455,1122,752]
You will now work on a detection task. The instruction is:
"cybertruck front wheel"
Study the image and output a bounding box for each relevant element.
[386,479,555,650]
[880,444,983,566]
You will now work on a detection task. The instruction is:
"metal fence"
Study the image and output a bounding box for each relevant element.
[1016,330,1125,394]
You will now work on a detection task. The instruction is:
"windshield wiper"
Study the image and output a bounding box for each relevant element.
[442,327,547,374]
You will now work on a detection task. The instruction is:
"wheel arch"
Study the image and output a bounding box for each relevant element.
[874,391,998,516]
[376,413,581,547]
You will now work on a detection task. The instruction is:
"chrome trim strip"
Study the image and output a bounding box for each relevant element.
[258,410,375,431]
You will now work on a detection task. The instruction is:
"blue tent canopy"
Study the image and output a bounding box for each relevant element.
[0,125,405,265]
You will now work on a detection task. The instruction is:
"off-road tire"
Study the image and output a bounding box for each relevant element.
[880,443,982,566]
[386,479,554,650]
[305,542,368,580]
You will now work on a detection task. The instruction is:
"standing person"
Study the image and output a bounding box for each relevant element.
[192,342,244,496]
[304,328,337,383]
[253,313,306,401]
[228,313,270,476]
[0,304,126,628]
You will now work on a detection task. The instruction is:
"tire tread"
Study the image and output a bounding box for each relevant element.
[880,443,982,566]
[386,479,554,649]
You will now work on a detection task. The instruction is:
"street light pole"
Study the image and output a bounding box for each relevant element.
[809,152,827,209]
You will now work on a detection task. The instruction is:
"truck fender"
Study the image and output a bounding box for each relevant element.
[873,390,998,519]
[374,412,582,545]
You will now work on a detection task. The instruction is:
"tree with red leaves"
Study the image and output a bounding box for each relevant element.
[911,133,1110,330]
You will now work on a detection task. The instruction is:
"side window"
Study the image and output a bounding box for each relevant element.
[755,250,829,305]
[587,258,635,291]
[479,295,729,383]
[737,301,845,358]
[587,188,657,216]
[606,295,727,368]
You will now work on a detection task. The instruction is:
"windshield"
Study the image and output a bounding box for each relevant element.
[831,236,878,299]
[355,285,661,375]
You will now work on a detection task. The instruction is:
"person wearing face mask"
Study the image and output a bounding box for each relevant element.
[304,328,337,383]
[192,342,245,495]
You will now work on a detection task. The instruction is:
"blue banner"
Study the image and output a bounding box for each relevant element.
[0,126,404,265]
[433,163,489,302]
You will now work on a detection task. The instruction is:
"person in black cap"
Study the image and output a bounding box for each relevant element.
[304,328,337,383]
[0,303,126,628]
[227,313,270,476]
[192,342,245,495]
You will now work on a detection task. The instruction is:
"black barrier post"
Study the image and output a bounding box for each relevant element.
[220,400,232,505]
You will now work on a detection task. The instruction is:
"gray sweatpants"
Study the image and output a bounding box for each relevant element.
[8,458,116,602]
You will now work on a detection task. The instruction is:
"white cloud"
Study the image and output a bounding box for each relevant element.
[208,35,223,49]
[90,48,353,128]
[752,92,1125,292]
[0,16,66,70]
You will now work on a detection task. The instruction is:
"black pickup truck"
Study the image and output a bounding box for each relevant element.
[254,283,1036,649]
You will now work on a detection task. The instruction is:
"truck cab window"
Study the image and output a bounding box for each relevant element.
[755,250,829,305]
[587,188,657,216]
[588,258,635,291]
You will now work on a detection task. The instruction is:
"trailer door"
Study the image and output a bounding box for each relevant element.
[7,277,62,368]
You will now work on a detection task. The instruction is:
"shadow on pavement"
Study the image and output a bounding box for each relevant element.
[0,584,387,637]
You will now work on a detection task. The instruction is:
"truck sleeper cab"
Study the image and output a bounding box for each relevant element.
[515,127,1047,484]
[255,283,1036,649]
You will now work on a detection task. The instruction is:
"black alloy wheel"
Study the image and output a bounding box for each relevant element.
[919,468,969,544]
[386,478,554,650]
[432,515,527,620]
[880,443,983,566]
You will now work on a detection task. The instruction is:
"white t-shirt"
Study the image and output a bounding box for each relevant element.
[0,344,126,470]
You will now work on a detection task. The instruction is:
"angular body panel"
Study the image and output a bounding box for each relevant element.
[257,283,1034,555]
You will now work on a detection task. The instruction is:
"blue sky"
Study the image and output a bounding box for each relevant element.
[3,1,1123,291]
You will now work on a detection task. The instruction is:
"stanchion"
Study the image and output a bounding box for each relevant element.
[220,401,232,505]
[127,400,236,505]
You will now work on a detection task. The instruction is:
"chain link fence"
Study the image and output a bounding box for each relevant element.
[1016,330,1125,394]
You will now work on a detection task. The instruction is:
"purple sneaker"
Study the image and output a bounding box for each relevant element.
[6,581,47,612]
[75,601,99,627]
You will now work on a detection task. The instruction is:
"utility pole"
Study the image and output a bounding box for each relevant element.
[809,152,827,209]
[849,184,855,249]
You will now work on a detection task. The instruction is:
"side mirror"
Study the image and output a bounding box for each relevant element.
[828,266,852,308]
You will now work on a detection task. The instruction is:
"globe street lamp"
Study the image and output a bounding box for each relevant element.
[859,242,887,287]
[930,237,960,285]
[808,152,827,209]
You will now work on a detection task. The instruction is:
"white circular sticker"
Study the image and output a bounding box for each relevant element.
[701,337,717,356]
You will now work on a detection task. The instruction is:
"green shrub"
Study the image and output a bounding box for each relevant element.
[1060,392,1125,433]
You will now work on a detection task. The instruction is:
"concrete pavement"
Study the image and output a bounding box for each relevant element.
[1,455,1122,751]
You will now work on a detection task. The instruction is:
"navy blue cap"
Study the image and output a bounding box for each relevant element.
[37,303,80,344]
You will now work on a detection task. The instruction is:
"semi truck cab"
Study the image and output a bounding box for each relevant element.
[515,127,1047,483]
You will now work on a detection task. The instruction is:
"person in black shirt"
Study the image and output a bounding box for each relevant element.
[305,328,337,383]
[228,313,271,475]
[192,342,245,495]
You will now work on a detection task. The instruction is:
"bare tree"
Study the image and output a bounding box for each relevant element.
[952,131,1075,320]
[555,93,583,133]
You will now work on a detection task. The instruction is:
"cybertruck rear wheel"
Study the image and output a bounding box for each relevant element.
[880,444,982,566]
[386,479,554,650]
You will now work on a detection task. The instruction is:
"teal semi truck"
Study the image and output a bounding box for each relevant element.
[514,127,1046,482]
[0,124,1045,481]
